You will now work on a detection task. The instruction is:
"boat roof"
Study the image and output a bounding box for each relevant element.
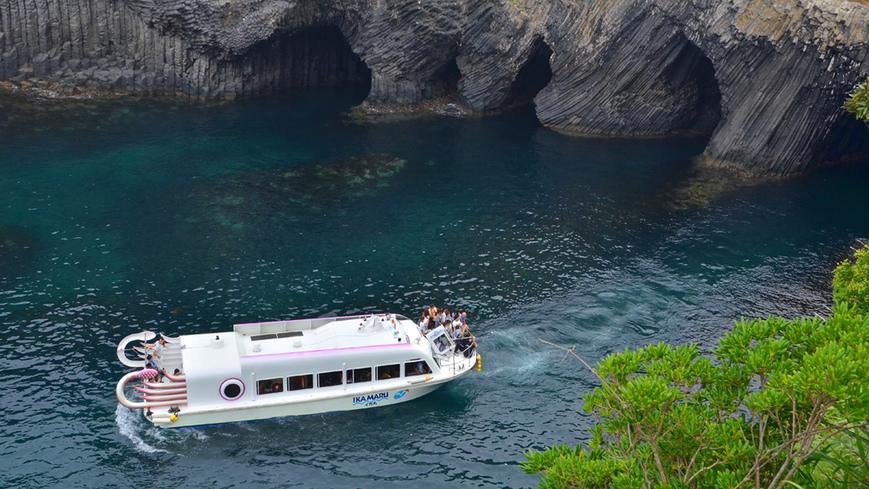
[179,314,422,370]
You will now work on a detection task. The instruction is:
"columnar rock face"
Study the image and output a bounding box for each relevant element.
[1,0,867,174]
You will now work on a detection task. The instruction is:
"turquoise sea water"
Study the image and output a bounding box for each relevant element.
[1,89,868,488]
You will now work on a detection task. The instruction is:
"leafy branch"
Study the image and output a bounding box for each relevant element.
[523,244,869,489]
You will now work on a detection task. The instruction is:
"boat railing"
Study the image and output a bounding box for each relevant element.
[116,368,189,410]
[433,336,476,375]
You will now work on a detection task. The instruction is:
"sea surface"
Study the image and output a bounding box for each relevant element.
[1,88,868,488]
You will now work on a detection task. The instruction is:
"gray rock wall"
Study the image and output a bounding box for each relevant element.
[1,0,868,174]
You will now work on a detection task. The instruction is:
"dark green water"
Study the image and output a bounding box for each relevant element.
[1,89,868,488]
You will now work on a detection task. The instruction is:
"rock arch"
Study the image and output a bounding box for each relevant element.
[504,38,553,110]
[2,0,868,174]
[230,26,371,96]
[658,38,721,135]
[426,57,462,99]
[536,31,722,137]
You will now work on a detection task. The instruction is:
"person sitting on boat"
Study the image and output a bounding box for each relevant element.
[145,354,164,382]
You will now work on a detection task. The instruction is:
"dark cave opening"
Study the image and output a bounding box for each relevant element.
[244,26,371,95]
[502,38,553,109]
[426,58,462,99]
[661,38,722,135]
[819,109,869,167]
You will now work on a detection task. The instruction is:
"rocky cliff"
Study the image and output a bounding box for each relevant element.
[1,0,868,174]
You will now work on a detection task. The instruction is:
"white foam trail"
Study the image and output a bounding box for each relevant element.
[114,403,169,454]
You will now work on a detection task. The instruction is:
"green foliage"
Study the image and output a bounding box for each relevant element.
[833,244,869,315]
[845,77,869,128]
[524,245,869,489]
[802,426,869,487]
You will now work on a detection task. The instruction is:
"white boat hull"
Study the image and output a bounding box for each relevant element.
[147,379,449,427]
[116,313,480,428]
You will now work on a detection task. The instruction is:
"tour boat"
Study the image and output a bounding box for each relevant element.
[115,313,480,428]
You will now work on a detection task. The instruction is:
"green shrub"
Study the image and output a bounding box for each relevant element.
[523,245,869,489]
[845,77,869,129]
[833,243,869,315]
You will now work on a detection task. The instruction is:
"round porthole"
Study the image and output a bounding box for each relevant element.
[220,379,245,401]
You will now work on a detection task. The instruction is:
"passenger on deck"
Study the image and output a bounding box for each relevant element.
[451,320,462,340]
[452,312,462,330]
[145,355,164,382]
[146,337,168,371]
[427,305,438,331]
[436,308,447,326]
[458,323,478,356]
[418,313,429,335]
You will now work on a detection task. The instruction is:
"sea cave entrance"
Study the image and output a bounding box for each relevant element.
[502,38,553,110]
[241,26,371,96]
[425,58,462,99]
[659,37,722,135]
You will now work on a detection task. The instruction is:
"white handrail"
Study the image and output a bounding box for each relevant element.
[116,369,188,409]
[116,331,157,368]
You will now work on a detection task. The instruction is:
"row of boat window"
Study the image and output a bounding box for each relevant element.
[255,361,433,395]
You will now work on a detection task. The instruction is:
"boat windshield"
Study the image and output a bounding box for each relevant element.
[428,327,453,354]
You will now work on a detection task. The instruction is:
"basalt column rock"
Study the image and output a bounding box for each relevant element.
[1,0,868,175]
[529,0,869,175]
[695,0,869,174]
[535,22,722,136]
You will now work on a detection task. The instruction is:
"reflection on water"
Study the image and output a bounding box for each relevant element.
[0,91,868,488]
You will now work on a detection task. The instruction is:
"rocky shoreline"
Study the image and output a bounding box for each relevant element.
[1,0,868,175]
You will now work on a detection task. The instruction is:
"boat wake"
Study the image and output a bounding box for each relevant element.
[115,403,209,453]
[115,404,170,454]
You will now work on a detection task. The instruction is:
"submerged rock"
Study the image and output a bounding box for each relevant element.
[666,165,764,209]
[171,154,407,251]
[345,97,469,125]
[0,225,40,277]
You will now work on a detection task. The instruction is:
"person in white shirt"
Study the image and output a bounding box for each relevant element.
[146,337,168,370]
[418,313,430,335]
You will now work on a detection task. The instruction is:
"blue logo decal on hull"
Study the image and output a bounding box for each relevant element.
[352,392,390,407]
